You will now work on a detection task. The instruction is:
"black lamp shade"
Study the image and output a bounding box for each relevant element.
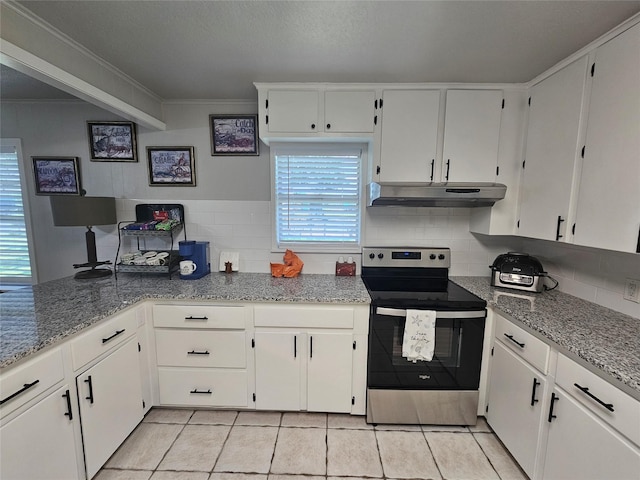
[50,196,117,227]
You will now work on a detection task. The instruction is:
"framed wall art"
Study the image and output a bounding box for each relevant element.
[210,114,259,156]
[87,121,138,162]
[147,146,196,186]
[32,156,81,195]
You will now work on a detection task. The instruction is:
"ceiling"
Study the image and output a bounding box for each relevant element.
[3,1,640,101]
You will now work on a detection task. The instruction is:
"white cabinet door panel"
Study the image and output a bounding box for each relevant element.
[379,90,440,182]
[0,386,80,480]
[543,387,640,480]
[267,90,319,133]
[574,23,640,253]
[518,57,588,241]
[442,90,502,183]
[307,332,353,413]
[325,90,375,133]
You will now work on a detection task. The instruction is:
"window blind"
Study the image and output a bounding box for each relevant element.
[274,148,362,248]
[0,146,32,282]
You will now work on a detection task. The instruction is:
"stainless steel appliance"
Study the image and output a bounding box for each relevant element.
[362,247,487,426]
[490,252,546,293]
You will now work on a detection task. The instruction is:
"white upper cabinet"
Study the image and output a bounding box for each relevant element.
[442,90,503,183]
[266,90,319,133]
[378,89,441,183]
[573,23,640,253]
[256,85,376,141]
[518,57,589,241]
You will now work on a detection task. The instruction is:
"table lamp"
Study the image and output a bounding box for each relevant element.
[50,195,117,279]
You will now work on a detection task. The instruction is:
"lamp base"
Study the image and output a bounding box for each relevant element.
[74,268,113,280]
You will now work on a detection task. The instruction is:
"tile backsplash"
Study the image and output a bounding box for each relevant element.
[108,199,639,318]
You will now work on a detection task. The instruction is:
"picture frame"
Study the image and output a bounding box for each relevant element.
[87,121,138,162]
[32,156,81,195]
[147,146,196,186]
[210,114,259,156]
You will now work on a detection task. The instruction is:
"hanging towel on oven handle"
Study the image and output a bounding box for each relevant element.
[402,309,437,362]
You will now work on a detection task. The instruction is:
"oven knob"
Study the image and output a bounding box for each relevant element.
[378,253,384,259]
[438,254,446,260]
[369,253,375,259]
[429,254,436,260]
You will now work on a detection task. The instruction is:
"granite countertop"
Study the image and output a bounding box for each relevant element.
[451,276,640,400]
[0,272,370,369]
[1,272,638,401]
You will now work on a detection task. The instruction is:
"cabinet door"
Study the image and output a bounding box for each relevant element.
[254,331,302,411]
[486,341,546,479]
[543,388,640,480]
[77,338,143,479]
[267,90,319,133]
[573,23,640,253]
[379,90,440,182]
[307,332,353,413]
[324,90,376,133]
[0,386,81,480]
[518,57,588,241]
[442,90,503,183]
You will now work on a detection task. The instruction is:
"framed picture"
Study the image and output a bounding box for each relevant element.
[147,146,196,186]
[210,114,259,156]
[87,121,138,162]
[32,156,81,195]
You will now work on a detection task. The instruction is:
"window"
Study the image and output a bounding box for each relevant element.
[272,144,364,252]
[0,140,34,285]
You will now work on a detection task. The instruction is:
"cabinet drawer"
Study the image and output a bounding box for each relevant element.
[158,368,248,407]
[555,354,640,446]
[153,305,247,329]
[70,309,137,371]
[155,330,246,368]
[0,348,64,418]
[494,314,549,374]
[254,305,354,328]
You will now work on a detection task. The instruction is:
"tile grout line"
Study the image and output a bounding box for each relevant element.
[207,410,239,475]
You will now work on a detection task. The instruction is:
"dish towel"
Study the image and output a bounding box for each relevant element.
[402,309,437,362]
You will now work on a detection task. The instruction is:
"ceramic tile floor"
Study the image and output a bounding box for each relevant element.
[95,409,528,480]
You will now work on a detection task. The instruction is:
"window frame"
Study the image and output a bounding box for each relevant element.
[270,142,367,254]
[0,138,37,287]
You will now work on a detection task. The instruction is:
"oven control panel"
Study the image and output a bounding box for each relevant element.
[362,247,450,268]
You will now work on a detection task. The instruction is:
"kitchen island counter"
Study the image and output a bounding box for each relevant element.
[0,272,370,369]
[452,276,640,400]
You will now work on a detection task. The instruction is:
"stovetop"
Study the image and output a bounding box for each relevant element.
[361,247,486,311]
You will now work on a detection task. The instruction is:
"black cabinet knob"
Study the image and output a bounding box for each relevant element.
[430,254,436,260]
[326,123,331,129]
[369,253,375,259]
[438,254,445,260]
[311,123,316,129]
[377,253,384,259]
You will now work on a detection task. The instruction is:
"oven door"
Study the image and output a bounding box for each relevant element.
[367,306,486,390]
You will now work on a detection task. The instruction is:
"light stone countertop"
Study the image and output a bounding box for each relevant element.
[1,272,638,401]
[451,276,640,400]
[0,272,370,369]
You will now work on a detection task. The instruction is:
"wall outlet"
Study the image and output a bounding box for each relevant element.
[623,278,640,303]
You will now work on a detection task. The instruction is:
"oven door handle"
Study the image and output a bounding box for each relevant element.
[375,307,485,318]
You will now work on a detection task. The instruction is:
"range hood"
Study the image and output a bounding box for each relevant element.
[367,182,507,207]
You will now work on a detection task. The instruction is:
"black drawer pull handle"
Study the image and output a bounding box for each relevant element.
[185,316,208,320]
[85,375,94,404]
[574,383,614,412]
[504,333,525,348]
[310,335,313,359]
[187,350,210,355]
[102,329,125,344]
[530,378,541,406]
[548,392,559,422]
[446,188,481,194]
[189,388,212,395]
[0,379,39,405]
[62,389,73,420]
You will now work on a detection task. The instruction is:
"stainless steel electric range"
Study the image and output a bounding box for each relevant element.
[362,246,487,426]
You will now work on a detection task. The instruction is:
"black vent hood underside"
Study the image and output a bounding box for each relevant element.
[367,182,507,207]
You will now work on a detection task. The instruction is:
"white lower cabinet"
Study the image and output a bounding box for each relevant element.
[76,337,143,479]
[0,385,81,480]
[254,330,354,412]
[487,341,547,478]
[543,386,640,480]
[487,310,640,480]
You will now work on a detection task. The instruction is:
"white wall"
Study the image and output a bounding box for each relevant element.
[2,99,638,318]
